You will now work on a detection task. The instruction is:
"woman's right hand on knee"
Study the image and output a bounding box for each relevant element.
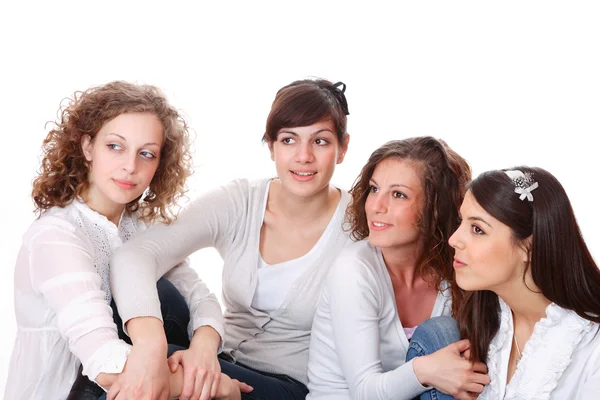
[213,373,253,400]
[412,339,491,400]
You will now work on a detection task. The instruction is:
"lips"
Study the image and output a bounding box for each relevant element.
[453,258,467,269]
[369,221,392,231]
[113,179,137,189]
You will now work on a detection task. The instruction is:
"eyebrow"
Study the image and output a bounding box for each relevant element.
[369,178,415,192]
[277,128,334,137]
[467,216,493,229]
[106,133,161,147]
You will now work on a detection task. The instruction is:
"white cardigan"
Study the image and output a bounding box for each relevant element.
[5,200,223,400]
[307,240,452,399]
[110,178,352,385]
[480,298,600,399]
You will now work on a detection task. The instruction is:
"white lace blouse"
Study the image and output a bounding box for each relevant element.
[4,199,224,400]
[480,298,600,400]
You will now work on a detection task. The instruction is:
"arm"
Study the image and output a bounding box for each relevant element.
[325,258,427,400]
[110,180,244,328]
[27,220,131,384]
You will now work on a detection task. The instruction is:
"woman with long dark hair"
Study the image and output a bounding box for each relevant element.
[451,167,600,398]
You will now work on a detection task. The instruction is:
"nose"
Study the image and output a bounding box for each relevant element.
[368,192,388,214]
[296,142,315,164]
[122,151,137,175]
[448,226,461,249]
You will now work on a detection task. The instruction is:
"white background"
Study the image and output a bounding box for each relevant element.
[1,1,599,394]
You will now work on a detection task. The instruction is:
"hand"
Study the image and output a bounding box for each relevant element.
[167,326,222,400]
[106,342,170,400]
[214,373,254,400]
[413,339,490,400]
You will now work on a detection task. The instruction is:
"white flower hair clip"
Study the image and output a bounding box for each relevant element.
[504,170,539,202]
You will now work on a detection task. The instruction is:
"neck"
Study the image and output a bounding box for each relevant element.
[380,244,422,287]
[496,277,552,330]
[270,179,339,222]
[80,188,125,226]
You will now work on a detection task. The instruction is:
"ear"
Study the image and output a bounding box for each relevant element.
[520,235,533,264]
[268,140,275,162]
[337,134,350,164]
[81,134,93,161]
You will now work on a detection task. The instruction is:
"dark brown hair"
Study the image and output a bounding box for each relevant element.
[346,136,472,315]
[457,167,600,363]
[263,79,349,144]
[32,81,192,223]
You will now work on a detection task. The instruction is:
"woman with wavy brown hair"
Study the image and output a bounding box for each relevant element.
[307,137,489,400]
[5,81,247,400]
[451,167,600,398]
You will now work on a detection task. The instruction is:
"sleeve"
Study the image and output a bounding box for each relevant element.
[326,256,428,400]
[110,179,246,329]
[580,343,600,396]
[162,258,225,350]
[27,220,131,382]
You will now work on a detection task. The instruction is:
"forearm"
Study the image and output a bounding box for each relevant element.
[127,316,168,353]
[190,325,222,353]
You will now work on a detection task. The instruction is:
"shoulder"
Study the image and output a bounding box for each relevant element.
[327,240,382,287]
[22,205,82,247]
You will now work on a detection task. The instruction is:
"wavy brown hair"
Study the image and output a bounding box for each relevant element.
[457,167,600,363]
[346,136,472,315]
[32,81,192,223]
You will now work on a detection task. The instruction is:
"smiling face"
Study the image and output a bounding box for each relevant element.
[364,157,424,252]
[81,112,164,215]
[269,119,348,198]
[449,190,529,292]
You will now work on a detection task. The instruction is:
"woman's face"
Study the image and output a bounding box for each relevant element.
[81,112,164,212]
[365,158,424,253]
[449,191,529,292]
[269,119,347,198]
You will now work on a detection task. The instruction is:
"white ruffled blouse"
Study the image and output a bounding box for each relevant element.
[5,199,224,400]
[480,299,600,400]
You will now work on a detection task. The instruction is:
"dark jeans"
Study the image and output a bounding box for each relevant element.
[218,354,308,400]
[406,316,460,400]
[67,278,191,400]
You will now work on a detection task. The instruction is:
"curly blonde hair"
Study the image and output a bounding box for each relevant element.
[32,81,193,223]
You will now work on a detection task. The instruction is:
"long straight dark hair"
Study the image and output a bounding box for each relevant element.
[457,166,600,363]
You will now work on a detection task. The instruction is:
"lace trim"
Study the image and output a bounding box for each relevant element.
[482,300,594,400]
[71,201,139,301]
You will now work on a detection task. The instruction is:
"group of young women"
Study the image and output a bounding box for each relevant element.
[5,78,600,400]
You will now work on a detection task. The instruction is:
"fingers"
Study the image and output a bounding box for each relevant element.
[106,384,119,400]
[470,361,489,374]
[463,382,486,394]
[234,379,254,393]
[168,351,184,373]
[181,368,203,400]
[470,370,491,385]
[210,372,221,399]
[454,339,471,353]
[198,374,212,400]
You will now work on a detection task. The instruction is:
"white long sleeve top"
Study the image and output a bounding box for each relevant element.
[5,199,223,400]
[110,178,352,385]
[307,240,452,399]
[479,298,600,400]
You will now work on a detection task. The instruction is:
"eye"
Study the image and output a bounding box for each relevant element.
[392,191,407,199]
[108,144,123,151]
[314,138,329,146]
[369,185,378,194]
[140,151,157,160]
[281,137,295,145]
[472,224,485,235]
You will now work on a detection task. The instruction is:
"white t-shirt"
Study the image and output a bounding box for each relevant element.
[307,239,452,399]
[252,181,343,312]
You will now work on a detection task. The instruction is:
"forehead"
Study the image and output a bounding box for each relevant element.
[372,158,423,188]
[98,112,164,144]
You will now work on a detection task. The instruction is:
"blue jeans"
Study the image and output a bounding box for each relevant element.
[406,316,460,400]
[67,277,191,400]
[218,354,308,400]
